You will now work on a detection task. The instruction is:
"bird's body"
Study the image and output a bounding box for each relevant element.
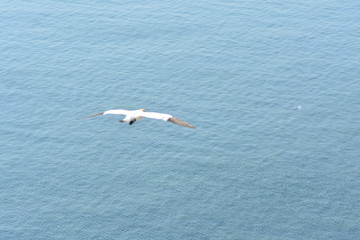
[84,109,195,129]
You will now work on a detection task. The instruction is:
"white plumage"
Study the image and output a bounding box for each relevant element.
[84,109,196,129]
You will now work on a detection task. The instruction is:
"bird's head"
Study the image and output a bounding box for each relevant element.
[138,108,145,111]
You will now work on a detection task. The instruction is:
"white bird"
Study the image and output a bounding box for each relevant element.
[84,109,196,129]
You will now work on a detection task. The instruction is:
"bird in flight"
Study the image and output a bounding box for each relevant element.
[84,109,196,129]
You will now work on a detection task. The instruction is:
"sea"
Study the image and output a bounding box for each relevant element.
[0,1,359,239]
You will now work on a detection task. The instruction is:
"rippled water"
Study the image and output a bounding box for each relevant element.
[1,1,359,239]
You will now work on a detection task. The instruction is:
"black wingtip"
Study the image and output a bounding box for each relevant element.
[83,112,104,119]
[167,117,196,129]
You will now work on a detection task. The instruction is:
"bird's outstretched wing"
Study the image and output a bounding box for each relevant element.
[140,112,196,128]
[140,112,172,121]
[84,109,130,118]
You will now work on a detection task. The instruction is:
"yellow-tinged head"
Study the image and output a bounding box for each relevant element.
[139,108,145,111]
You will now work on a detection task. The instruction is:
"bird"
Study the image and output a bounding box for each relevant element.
[84,109,196,129]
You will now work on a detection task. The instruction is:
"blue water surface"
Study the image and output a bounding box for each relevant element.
[1,1,359,239]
